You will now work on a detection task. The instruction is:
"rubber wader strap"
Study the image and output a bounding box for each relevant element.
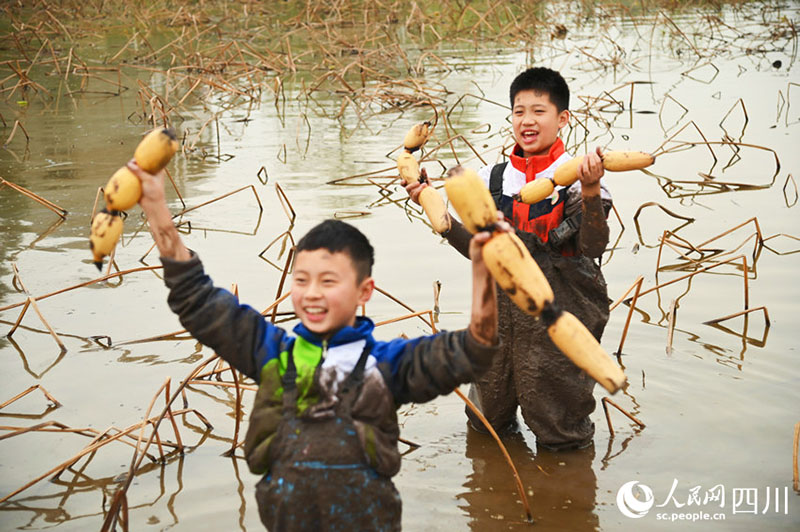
[340,343,372,395]
[489,161,508,210]
[281,342,298,416]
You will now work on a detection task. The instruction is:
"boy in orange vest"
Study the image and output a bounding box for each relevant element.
[407,67,611,451]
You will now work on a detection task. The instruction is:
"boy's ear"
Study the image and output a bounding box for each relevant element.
[557,109,570,129]
[357,276,374,306]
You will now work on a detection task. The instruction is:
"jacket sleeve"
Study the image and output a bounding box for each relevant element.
[380,329,498,405]
[161,253,288,382]
[578,194,611,258]
[564,181,612,259]
[443,218,472,259]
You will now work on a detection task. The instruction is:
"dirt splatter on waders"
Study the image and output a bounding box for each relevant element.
[256,343,401,531]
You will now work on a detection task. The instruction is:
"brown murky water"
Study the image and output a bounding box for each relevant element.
[1,2,799,531]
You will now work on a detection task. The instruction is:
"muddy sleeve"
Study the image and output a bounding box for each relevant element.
[578,194,611,259]
[161,253,286,382]
[443,217,472,259]
[388,329,498,405]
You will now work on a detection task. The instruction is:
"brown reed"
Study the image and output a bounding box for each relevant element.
[666,299,677,354]
[172,184,263,218]
[0,177,67,218]
[794,422,799,492]
[703,306,770,327]
[101,356,218,531]
[0,265,163,315]
[453,388,533,523]
[615,275,644,356]
[274,182,296,223]
[0,385,61,410]
[601,397,646,439]
[8,263,66,353]
[271,248,295,324]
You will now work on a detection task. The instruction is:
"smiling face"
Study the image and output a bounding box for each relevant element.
[290,249,374,339]
[511,89,570,158]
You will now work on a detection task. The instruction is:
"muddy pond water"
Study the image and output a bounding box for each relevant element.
[1,2,799,531]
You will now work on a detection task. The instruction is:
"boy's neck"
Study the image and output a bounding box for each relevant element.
[296,315,372,346]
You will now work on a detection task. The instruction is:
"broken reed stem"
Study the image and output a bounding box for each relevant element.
[117,290,293,347]
[224,364,243,457]
[7,298,31,337]
[3,120,30,147]
[163,381,185,455]
[601,397,613,437]
[703,306,770,326]
[0,384,61,409]
[696,216,763,250]
[173,184,262,218]
[666,299,677,354]
[615,275,643,355]
[602,397,646,439]
[9,263,67,353]
[274,182,296,223]
[657,232,703,271]
[271,247,294,324]
[453,388,532,523]
[0,422,171,459]
[0,414,181,505]
[102,355,218,531]
[609,275,643,312]
[0,177,67,218]
[398,436,420,448]
[373,285,435,330]
[91,186,103,222]
[628,254,748,303]
[375,310,437,334]
[187,380,258,392]
[0,421,86,442]
[164,167,186,210]
[0,265,163,314]
[793,421,799,492]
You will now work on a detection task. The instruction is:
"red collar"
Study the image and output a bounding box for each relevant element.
[509,138,565,182]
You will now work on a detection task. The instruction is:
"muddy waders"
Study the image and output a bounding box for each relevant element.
[256,344,402,531]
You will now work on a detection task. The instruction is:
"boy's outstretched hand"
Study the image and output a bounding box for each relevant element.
[404,167,430,206]
[467,213,511,346]
[576,146,604,197]
[127,159,191,262]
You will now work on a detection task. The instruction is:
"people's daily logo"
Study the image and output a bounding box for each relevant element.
[616,480,654,518]
[616,479,790,523]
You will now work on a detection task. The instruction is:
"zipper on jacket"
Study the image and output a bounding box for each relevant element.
[321,339,328,362]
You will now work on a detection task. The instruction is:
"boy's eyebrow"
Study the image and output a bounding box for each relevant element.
[292,268,342,278]
[513,102,550,110]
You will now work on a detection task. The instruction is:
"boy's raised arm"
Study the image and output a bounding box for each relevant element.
[126,160,279,381]
[467,222,508,346]
[575,147,610,258]
[405,180,472,259]
[127,160,192,262]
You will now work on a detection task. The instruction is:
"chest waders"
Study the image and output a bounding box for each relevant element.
[256,342,401,532]
[465,163,608,449]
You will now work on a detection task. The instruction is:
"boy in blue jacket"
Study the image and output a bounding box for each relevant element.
[129,160,507,531]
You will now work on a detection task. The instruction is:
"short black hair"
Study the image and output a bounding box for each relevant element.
[295,219,374,281]
[509,67,570,112]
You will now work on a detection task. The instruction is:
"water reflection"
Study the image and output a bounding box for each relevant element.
[0,451,195,530]
[459,427,598,531]
[1,324,71,378]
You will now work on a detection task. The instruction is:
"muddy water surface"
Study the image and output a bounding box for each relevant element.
[1,3,799,531]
